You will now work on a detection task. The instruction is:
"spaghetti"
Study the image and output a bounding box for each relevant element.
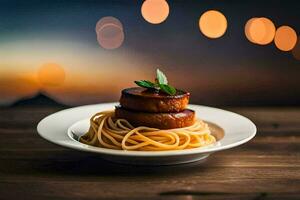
[80,110,216,151]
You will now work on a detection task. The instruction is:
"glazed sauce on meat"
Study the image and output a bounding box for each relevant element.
[122,87,189,99]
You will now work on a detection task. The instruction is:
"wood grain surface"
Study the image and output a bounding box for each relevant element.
[0,107,299,200]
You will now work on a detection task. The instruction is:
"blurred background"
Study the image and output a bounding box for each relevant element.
[1,0,300,107]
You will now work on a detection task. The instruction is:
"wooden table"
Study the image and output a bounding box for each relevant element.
[0,107,299,200]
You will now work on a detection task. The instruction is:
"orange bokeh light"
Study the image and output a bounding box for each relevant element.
[95,16,124,50]
[38,63,65,87]
[274,26,297,51]
[259,18,276,45]
[245,17,276,45]
[245,18,266,43]
[199,10,227,39]
[245,18,257,43]
[141,0,169,24]
[292,38,300,60]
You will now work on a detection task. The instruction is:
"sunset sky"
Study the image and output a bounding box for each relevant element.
[1,0,300,106]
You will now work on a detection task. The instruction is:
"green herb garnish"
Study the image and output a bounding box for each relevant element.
[156,69,168,85]
[134,69,177,95]
[159,84,176,95]
[134,80,157,89]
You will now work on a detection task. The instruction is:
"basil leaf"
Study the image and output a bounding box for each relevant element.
[159,84,176,95]
[156,69,168,85]
[134,80,156,89]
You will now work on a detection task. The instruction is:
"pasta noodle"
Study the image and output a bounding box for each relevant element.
[79,110,216,151]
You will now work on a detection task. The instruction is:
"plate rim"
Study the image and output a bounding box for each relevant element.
[37,102,257,157]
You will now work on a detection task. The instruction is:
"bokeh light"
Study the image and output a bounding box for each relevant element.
[274,26,297,51]
[245,17,276,45]
[95,16,123,33]
[258,18,276,45]
[245,18,266,44]
[292,38,300,60]
[38,63,66,87]
[95,16,124,49]
[141,0,169,24]
[199,10,227,39]
[245,18,258,43]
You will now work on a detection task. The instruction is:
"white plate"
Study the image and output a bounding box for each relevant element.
[37,103,256,165]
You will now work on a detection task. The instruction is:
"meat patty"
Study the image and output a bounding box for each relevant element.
[115,106,195,129]
[120,87,190,113]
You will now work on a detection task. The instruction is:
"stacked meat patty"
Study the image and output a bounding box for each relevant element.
[115,87,195,129]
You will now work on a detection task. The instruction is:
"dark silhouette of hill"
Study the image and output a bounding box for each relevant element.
[11,93,67,107]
